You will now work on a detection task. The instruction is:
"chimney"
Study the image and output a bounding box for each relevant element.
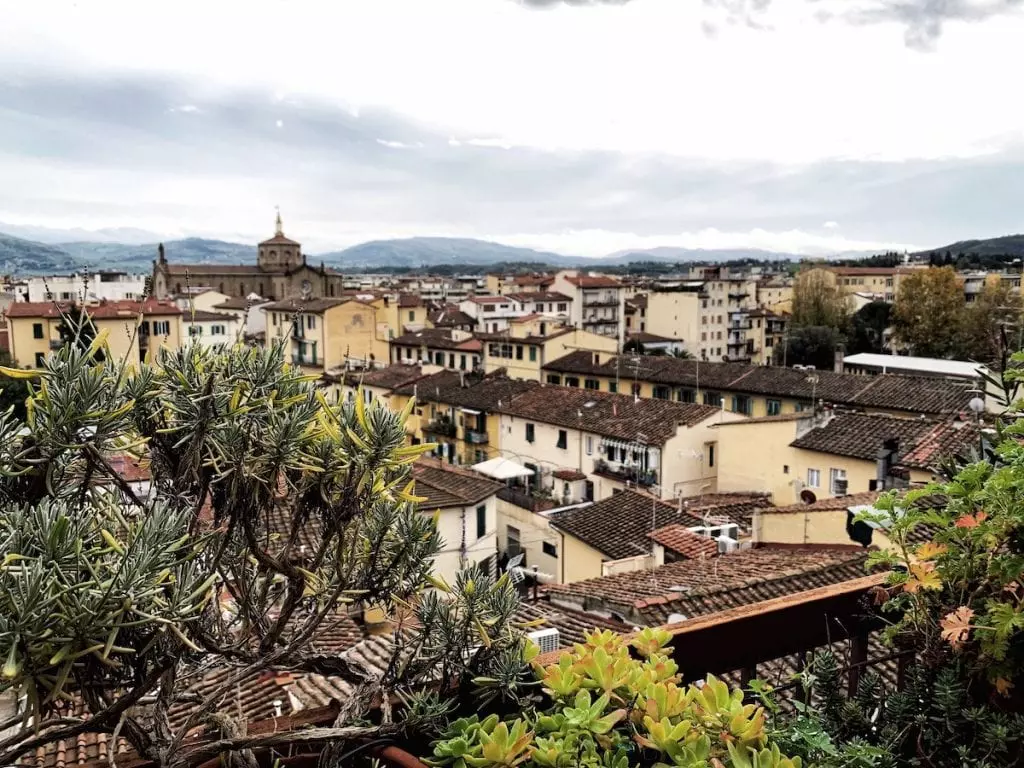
[876,438,899,489]
[834,344,845,373]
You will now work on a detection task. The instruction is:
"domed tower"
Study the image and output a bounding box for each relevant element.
[257,209,303,271]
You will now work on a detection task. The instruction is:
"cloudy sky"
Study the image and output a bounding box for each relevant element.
[1,0,1022,256]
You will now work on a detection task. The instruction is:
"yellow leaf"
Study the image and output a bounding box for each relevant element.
[915,541,947,560]
[904,562,941,593]
[995,677,1014,697]
[0,366,41,380]
[939,606,974,649]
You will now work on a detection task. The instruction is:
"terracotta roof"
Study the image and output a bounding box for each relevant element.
[548,490,703,561]
[789,412,978,469]
[6,299,182,318]
[105,454,151,483]
[394,370,540,413]
[428,308,475,328]
[564,275,622,288]
[412,460,502,509]
[258,234,301,246]
[262,298,355,314]
[476,328,572,343]
[397,294,423,308]
[164,264,265,276]
[544,546,872,625]
[552,468,587,481]
[212,297,270,310]
[511,274,553,286]
[764,491,883,514]
[468,296,511,305]
[332,364,425,390]
[648,524,720,559]
[626,294,648,310]
[390,329,482,352]
[514,600,632,647]
[498,385,720,443]
[680,493,771,532]
[505,292,571,303]
[626,331,675,344]
[542,353,975,416]
[185,310,238,322]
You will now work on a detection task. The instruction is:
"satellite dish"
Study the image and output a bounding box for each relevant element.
[505,553,526,585]
[800,489,818,505]
[667,613,687,624]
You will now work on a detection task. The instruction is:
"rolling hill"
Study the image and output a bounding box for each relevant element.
[914,234,1024,258]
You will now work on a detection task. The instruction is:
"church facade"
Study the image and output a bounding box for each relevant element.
[152,214,345,301]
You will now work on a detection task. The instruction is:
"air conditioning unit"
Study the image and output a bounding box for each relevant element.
[528,628,561,655]
[716,535,739,553]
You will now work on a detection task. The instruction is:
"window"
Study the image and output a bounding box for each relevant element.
[701,332,707,341]
[731,395,752,415]
[542,541,558,558]
[707,443,715,468]
[272,313,278,326]
[525,423,535,443]
[584,378,599,390]
[632,383,642,396]
[515,345,523,360]
[306,314,316,329]
[212,325,226,335]
[506,525,522,556]
[460,354,467,370]
[608,382,617,393]
[528,346,537,362]
[546,374,561,385]
[556,429,568,450]
[585,435,593,455]
[677,389,696,403]
[807,468,821,488]
[153,320,170,335]
[32,323,43,339]
[766,399,782,416]
[34,352,45,367]
[476,505,487,539]
[189,325,203,337]
[653,385,670,400]
[783,464,790,474]
[829,468,847,495]
[557,303,567,312]
[703,391,722,407]
[565,376,580,388]
[408,310,415,322]
[434,351,444,366]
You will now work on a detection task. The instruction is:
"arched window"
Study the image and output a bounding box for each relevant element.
[269,250,277,259]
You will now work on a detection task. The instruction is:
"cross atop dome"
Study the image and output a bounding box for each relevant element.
[275,206,284,237]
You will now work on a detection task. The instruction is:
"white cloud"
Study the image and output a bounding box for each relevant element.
[375,139,423,149]
[275,119,284,128]
[3,0,1022,163]
[823,220,839,229]
[170,104,200,114]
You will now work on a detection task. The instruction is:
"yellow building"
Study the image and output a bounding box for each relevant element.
[715,410,977,506]
[264,298,390,372]
[755,279,794,314]
[478,320,618,381]
[745,309,787,366]
[485,273,554,296]
[815,266,908,303]
[5,299,184,368]
[644,288,702,351]
[542,351,974,419]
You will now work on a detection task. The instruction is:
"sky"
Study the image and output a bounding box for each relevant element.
[1,0,1023,257]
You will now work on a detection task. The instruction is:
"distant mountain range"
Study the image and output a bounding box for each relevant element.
[1,227,1023,276]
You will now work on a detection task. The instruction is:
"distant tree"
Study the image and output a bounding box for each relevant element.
[891,267,966,358]
[773,326,843,370]
[848,301,892,355]
[961,278,1024,367]
[790,269,852,331]
[668,347,694,359]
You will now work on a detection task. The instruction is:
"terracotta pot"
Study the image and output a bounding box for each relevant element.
[371,744,430,768]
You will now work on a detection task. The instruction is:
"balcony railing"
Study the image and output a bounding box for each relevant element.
[594,458,657,487]
[464,429,489,445]
[423,418,457,438]
[497,485,556,512]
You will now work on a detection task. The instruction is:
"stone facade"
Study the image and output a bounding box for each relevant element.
[152,213,345,301]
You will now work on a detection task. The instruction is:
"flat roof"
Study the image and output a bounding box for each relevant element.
[842,353,985,379]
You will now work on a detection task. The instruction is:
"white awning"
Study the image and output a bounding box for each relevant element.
[472,456,534,480]
[460,408,481,415]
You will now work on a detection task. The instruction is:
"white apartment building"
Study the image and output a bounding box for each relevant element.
[20,272,148,304]
[460,292,572,333]
[550,271,625,340]
[183,310,242,349]
[495,386,742,502]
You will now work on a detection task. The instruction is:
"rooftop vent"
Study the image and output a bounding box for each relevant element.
[528,628,561,655]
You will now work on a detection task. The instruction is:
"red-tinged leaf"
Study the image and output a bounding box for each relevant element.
[905,562,942,593]
[995,677,1014,697]
[955,511,988,529]
[939,606,974,650]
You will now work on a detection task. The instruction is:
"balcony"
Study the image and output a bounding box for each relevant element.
[423,418,457,438]
[593,458,657,487]
[464,429,489,445]
[291,354,319,367]
[497,485,556,512]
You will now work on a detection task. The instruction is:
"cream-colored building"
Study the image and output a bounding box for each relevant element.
[496,385,743,502]
[715,410,977,506]
[184,310,242,349]
[550,271,625,339]
[264,298,390,372]
[5,299,184,368]
[412,459,502,580]
[644,287,702,355]
[479,319,618,381]
[755,279,794,314]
